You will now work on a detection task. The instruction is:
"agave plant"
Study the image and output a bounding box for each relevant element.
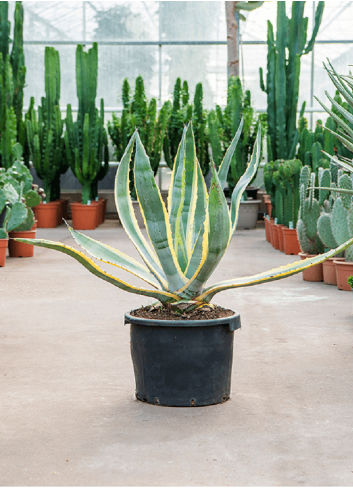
[16,121,353,311]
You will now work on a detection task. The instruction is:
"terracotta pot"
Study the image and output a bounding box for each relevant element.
[0,238,8,267]
[56,199,64,226]
[70,202,98,230]
[99,198,107,223]
[265,201,272,217]
[272,224,280,250]
[278,225,287,252]
[269,219,275,246]
[91,201,101,227]
[96,199,105,225]
[298,252,323,282]
[334,260,353,291]
[282,228,301,255]
[8,230,36,257]
[323,257,345,285]
[264,217,270,242]
[33,201,60,228]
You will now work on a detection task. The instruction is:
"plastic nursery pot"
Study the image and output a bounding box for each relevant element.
[270,219,276,246]
[272,224,280,250]
[33,201,60,228]
[282,227,301,255]
[265,200,272,217]
[0,238,8,267]
[322,257,345,285]
[298,252,323,282]
[70,202,98,230]
[125,311,241,407]
[264,217,270,242]
[56,199,66,226]
[8,230,36,257]
[334,260,353,291]
[278,225,286,252]
[245,186,259,200]
[90,201,101,227]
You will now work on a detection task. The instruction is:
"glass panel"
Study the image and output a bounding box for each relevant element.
[159,1,226,41]
[161,45,227,108]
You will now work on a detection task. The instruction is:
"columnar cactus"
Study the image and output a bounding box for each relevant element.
[208,76,264,195]
[108,76,172,175]
[64,43,109,204]
[26,47,66,202]
[259,1,324,162]
[297,165,325,254]
[0,2,26,168]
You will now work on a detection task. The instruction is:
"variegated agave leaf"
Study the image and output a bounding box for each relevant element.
[15,121,353,310]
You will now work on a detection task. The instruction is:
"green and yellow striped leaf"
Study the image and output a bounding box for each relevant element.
[177,160,231,298]
[14,238,180,304]
[114,132,168,289]
[196,237,353,303]
[217,118,244,189]
[134,132,187,292]
[67,226,161,289]
[230,124,261,235]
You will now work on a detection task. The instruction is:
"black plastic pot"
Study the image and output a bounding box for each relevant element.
[125,311,241,407]
[245,186,259,200]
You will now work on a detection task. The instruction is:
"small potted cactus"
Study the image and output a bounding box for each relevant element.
[16,122,353,406]
[297,166,326,281]
[0,151,42,263]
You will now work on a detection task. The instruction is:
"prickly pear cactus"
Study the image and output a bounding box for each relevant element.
[317,172,353,260]
[297,166,325,254]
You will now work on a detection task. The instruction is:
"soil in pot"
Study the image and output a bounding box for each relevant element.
[70,202,98,230]
[0,238,8,266]
[323,257,344,285]
[334,260,353,291]
[8,230,36,257]
[33,201,60,228]
[282,228,301,255]
[126,305,240,407]
[299,252,323,282]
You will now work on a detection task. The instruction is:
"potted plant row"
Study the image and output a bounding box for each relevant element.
[263,159,302,254]
[16,121,353,407]
[0,146,42,266]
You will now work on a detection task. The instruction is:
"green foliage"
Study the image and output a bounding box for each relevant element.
[108,76,171,177]
[0,155,41,236]
[264,158,302,226]
[297,166,325,254]
[208,76,265,194]
[0,2,26,168]
[259,1,324,161]
[26,47,67,202]
[20,123,353,309]
[64,43,109,204]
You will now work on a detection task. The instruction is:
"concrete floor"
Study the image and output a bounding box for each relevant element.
[1,222,353,486]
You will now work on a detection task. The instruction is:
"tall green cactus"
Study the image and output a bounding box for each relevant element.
[259,1,324,162]
[163,78,193,170]
[26,47,66,203]
[108,75,172,185]
[0,2,26,168]
[64,42,109,204]
[265,159,301,226]
[208,76,264,194]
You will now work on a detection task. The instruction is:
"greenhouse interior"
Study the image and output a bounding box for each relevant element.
[2,0,353,486]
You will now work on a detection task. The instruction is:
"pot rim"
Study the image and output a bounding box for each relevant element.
[125,310,241,331]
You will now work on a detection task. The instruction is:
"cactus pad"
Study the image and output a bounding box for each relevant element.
[303,198,320,239]
[332,197,350,245]
[318,213,337,249]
